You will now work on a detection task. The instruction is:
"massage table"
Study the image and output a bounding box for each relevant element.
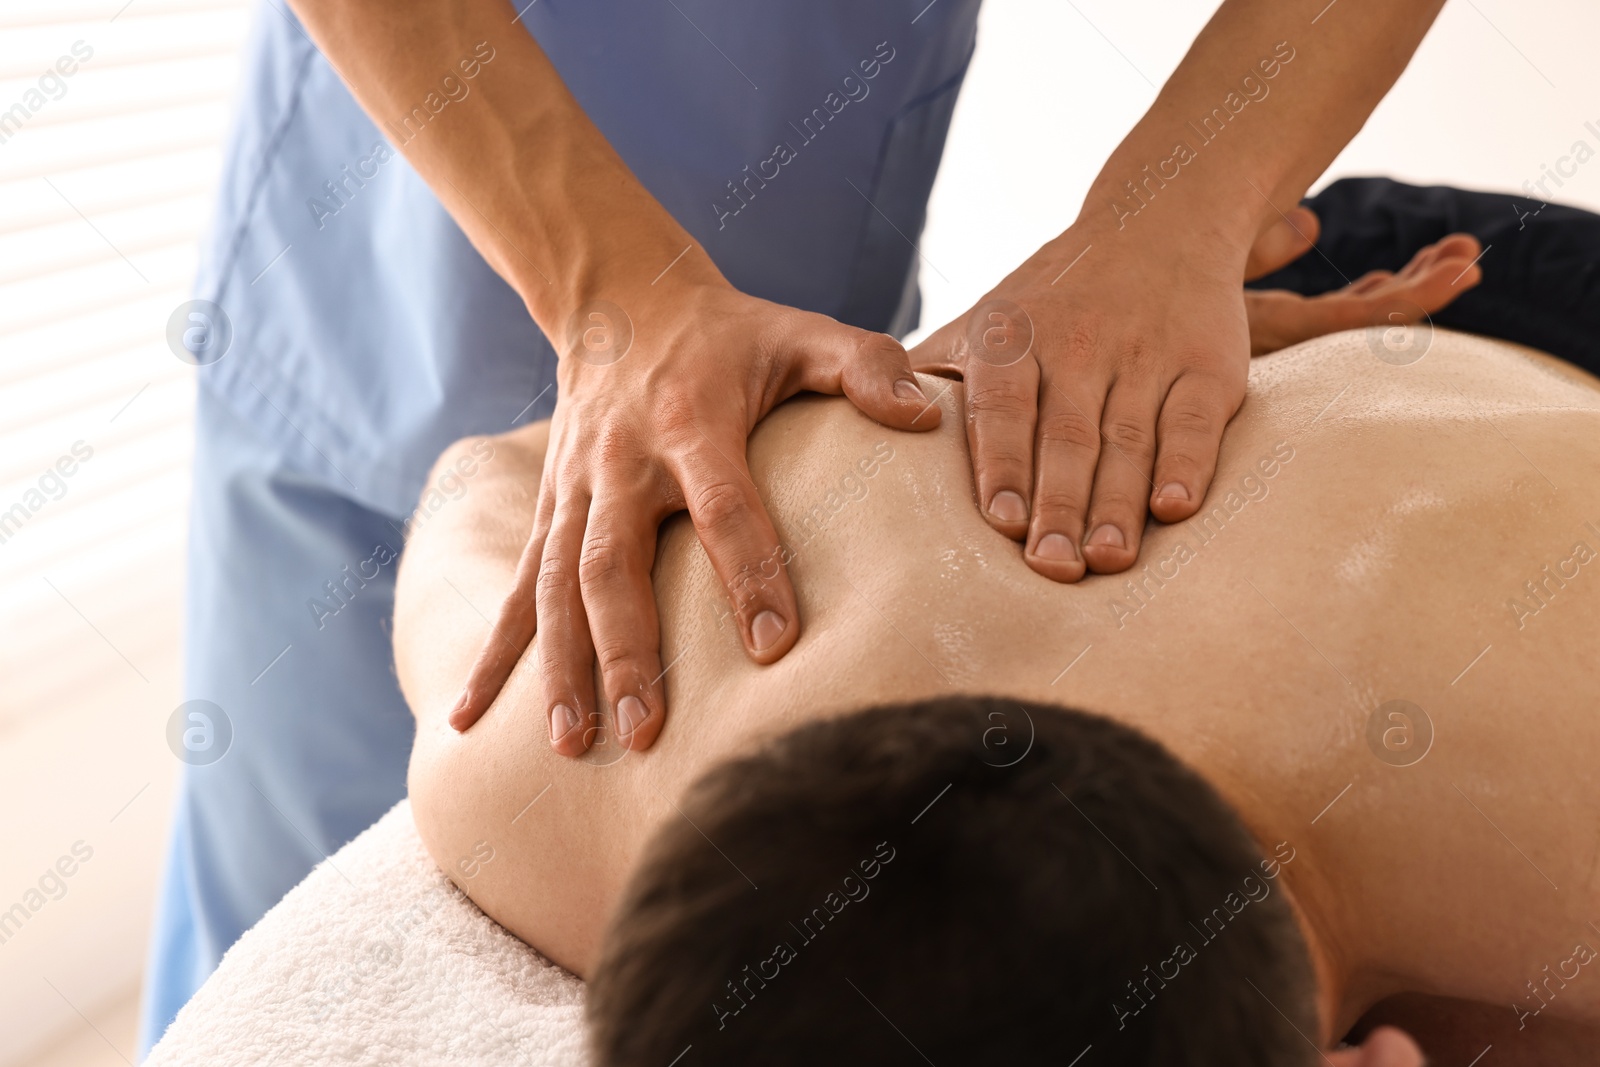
[146,801,587,1066]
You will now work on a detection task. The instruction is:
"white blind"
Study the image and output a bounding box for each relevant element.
[0,3,250,1064]
[0,0,248,729]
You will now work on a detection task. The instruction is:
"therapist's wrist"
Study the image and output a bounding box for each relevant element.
[1080,170,1266,259]
[1056,185,1258,287]
[514,211,727,336]
[1079,117,1296,258]
[531,244,735,364]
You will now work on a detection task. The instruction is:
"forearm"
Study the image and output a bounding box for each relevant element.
[1081,0,1445,248]
[286,0,717,332]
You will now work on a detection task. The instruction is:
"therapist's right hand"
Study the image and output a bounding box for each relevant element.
[279,0,935,755]
[448,263,940,755]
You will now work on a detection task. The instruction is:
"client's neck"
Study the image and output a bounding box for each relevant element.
[1218,781,1397,1039]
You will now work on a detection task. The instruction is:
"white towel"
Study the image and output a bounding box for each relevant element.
[147,800,588,1066]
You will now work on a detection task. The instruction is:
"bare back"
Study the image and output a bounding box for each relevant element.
[397,329,1600,1035]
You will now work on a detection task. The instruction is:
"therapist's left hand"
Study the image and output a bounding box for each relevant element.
[910,208,1483,585]
[910,210,1255,583]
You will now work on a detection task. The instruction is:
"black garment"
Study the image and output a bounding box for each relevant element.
[1248,177,1600,374]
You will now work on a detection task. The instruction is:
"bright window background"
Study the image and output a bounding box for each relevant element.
[2,1,1596,1064]
[0,1,248,1065]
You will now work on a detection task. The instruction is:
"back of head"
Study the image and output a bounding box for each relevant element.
[588,696,1318,1067]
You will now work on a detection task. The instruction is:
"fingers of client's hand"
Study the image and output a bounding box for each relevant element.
[1246,233,1486,356]
[536,494,600,756]
[964,354,1040,540]
[1394,232,1483,306]
[578,483,667,753]
[673,444,798,664]
[451,489,553,733]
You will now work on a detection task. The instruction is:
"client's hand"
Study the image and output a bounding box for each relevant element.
[1244,208,1484,356]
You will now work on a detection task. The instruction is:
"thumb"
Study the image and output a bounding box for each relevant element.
[793,317,942,431]
[1245,205,1320,281]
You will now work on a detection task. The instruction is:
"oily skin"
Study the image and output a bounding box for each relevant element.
[397,330,1600,1058]
[296,0,1453,758]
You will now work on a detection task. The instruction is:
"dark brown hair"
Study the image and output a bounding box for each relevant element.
[588,696,1319,1067]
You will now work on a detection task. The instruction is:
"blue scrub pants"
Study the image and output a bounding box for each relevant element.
[137,386,414,1055]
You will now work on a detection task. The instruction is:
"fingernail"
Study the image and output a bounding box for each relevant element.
[751,609,786,652]
[1033,533,1078,561]
[550,703,579,744]
[894,378,926,402]
[988,490,1027,523]
[617,695,649,738]
[1156,482,1189,503]
[1087,524,1125,549]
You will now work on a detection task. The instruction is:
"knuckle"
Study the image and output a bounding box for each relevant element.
[859,329,904,362]
[977,440,1032,473]
[966,377,1035,416]
[1091,488,1144,520]
[1032,485,1090,520]
[1044,317,1101,362]
[847,327,895,361]
[592,638,633,675]
[554,454,592,493]
[1154,449,1202,478]
[689,479,749,536]
[577,533,628,586]
[1037,410,1101,453]
[1112,340,1154,375]
[592,427,637,468]
[1159,402,1220,441]
[1101,413,1155,455]
[535,552,575,597]
[727,556,779,611]
[654,390,703,441]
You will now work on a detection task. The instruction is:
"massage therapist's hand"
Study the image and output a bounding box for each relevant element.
[453,267,938,754]
[909,211,1256,582]
[278,0,937,754]
[908,207,1483,585]
[906,0,1449,582]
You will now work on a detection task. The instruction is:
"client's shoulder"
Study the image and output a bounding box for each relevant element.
[406,421,550,559]
[424,421,550,502]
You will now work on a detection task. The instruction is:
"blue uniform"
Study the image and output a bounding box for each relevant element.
[140,0,981,1054]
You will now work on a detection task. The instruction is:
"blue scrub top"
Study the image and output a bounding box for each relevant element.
[197,0,982,519]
